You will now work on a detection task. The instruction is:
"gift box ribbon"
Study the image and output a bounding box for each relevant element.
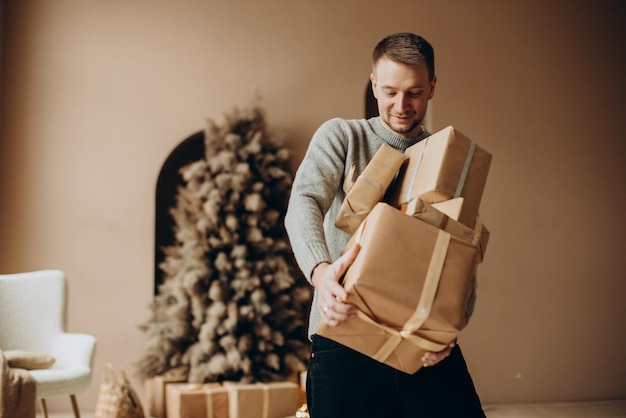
[454,141,476,198]
[206,390,225,418]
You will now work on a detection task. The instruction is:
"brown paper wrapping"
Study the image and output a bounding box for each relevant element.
[223,381,300,418]
[389,126,492,228]
[144,368,188,418]
[430,197,464,221]
[319,203,478,374]
[165,383,229,418]
[405,197,489,262]
[335,143,406,234]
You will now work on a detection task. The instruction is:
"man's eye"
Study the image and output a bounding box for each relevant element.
[409,91,423,98]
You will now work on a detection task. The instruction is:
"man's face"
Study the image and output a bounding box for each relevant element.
[370,58,436,138]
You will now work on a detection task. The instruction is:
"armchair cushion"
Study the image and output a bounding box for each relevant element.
[4,350,56,370]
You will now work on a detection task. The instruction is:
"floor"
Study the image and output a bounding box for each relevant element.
[483,400,626,417]
[42,399,626,418]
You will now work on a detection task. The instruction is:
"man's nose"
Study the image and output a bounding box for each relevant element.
[394,93,410,111]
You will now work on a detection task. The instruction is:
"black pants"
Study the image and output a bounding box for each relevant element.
[307,335,485,418]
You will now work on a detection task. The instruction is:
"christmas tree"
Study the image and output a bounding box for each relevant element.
[137,103,312,383]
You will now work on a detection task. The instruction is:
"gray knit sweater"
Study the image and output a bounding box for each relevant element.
[285,116,433,338]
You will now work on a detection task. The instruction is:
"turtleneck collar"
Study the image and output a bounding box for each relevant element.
[370,117,430,152]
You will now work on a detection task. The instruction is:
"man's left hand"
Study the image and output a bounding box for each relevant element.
[421,341,455,367]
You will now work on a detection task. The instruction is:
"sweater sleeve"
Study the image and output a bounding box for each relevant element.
[285,119,349,282]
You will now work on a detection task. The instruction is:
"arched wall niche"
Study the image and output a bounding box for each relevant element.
[154,131,205,293]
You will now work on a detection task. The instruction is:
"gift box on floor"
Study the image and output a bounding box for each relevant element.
[144,368,188,418]
[335,143,406,234]
[223,381,300,418]
[166,382,229,418]
[319,202,479,374]
[388,126,492,228]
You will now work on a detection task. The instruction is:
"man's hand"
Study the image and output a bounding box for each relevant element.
[421,341,455,367]
[312,244,361,326]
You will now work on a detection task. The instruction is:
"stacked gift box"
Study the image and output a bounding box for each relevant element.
[145,371,307,418]
[319,125,492,374]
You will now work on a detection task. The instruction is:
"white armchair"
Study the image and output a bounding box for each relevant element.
[0,269,97,418]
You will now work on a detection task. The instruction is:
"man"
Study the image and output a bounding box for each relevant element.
[285,32,485,417]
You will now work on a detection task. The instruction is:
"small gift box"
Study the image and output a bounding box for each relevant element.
[335,143,406,234]
[405,197,489,262]
[223,381,300,418]
[165,382,229,418]
[389,126,492,228]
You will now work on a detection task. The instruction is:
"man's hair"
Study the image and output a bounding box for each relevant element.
[372,32,435,81]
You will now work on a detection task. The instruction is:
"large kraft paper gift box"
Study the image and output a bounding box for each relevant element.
[334,143,406,234]
[222,381,300,418]
[144,368,188,418]
[318,202,480,374]
[166,382,229,418]
[388,126,492,229]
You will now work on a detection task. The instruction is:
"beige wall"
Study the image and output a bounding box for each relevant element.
[1,0,625,412]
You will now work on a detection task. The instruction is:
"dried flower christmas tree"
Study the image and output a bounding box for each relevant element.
[137,103,312,383]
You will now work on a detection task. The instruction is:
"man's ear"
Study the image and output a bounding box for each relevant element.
[370,73,378,99]
[428,75,437,100]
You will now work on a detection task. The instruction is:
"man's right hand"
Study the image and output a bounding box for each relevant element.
[312,244,361,326]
